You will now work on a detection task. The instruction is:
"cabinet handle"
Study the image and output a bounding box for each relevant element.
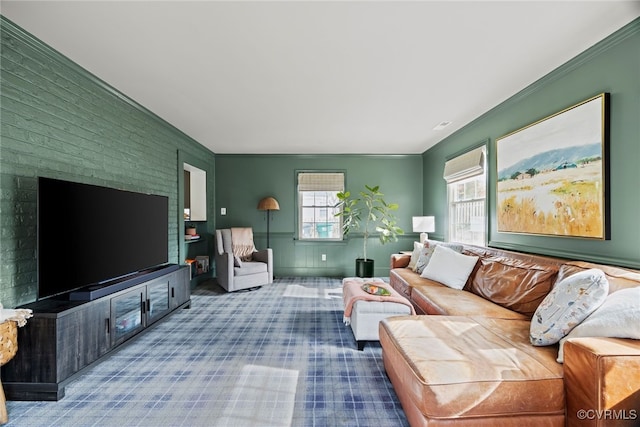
[106,318,110,334]
[146,299,150,312]
[171,287,175,298]
[141,300,146,314]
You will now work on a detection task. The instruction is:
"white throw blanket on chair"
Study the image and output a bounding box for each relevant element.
[231,227,256,261]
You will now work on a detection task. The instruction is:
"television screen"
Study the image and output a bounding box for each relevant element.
[38,177,169,299]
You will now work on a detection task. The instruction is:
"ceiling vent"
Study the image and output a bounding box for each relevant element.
[433,121,452,131]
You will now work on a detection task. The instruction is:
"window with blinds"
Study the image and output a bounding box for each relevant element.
[445,146,487,245]
[297,172,344,240]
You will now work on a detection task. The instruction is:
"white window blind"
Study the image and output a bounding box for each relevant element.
[298,172,344,191]
[443,146,485,183]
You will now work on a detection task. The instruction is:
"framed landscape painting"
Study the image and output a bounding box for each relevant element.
[496,93,609,239]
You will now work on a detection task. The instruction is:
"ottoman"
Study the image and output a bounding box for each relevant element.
[342,277,414,350]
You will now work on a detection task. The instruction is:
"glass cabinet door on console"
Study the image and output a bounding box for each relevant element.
[147,279,171,325]
[111,286,146,346]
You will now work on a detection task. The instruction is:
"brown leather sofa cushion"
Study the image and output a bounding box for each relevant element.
[467,256,560,318]
[411,281,527,319]
[380,315,565,423]
[558,260,640,294]
[389,268,417,302]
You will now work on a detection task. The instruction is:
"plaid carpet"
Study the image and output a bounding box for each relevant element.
[5,277,409,427]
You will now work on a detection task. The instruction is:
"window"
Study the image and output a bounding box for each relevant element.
[297,172,344,240]
[444,146,486,245]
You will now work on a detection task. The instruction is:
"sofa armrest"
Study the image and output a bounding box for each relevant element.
[390,253,411,269]
[564,337,640,427]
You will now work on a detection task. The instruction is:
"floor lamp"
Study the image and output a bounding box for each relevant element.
[257,197,280,248]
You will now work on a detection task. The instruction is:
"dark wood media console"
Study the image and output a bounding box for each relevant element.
[2,265,191,401]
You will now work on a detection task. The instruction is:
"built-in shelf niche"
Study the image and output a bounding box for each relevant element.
[183,162,207,221]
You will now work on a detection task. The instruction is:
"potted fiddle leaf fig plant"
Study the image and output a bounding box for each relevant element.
[335,185,404,277]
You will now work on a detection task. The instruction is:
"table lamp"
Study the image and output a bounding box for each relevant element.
[412,216,435,243]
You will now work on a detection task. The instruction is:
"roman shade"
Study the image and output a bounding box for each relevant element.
[297,172,344,191]
[443,146,485,183]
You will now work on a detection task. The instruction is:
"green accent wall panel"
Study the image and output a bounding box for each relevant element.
[215,154,421,277]
[0,18,215,307]
[422,18,640,268]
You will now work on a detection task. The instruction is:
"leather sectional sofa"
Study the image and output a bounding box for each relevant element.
[380,244,640,427]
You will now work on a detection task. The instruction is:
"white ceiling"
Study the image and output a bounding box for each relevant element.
[2,1,639,154]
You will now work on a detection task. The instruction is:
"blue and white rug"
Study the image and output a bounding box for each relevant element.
[6,277,408,427]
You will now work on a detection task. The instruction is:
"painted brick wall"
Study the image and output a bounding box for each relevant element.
[0,18,215,307]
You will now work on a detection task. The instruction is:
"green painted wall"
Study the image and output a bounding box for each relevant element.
[422,19,640,268]
[215,155,422,277]
[0,17,215,307]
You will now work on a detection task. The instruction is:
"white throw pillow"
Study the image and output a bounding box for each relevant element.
[557,287,640,363]
[408,241,423,271]
[420,245,478,290]
[530,269,609,346]
[414,240,463,274]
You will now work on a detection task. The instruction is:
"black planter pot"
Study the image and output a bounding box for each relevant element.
[355,258,374,278]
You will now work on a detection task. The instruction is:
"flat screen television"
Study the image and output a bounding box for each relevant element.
[38,177,169,300]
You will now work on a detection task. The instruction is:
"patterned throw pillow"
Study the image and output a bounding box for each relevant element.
[530,269,609,346]
[361,283,391,296]
[415,240,464,274]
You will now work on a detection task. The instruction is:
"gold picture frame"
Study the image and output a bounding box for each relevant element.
[496,93,610,239]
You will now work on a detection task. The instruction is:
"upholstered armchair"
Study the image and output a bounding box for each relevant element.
[214,228,273,292]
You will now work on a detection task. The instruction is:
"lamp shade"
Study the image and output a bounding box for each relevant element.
[257,197,280,211]
[412,216,435,232]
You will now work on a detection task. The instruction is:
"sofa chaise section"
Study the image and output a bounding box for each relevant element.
[380,315,565,427]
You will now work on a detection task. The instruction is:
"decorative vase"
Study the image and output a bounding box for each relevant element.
[355,258,374,278]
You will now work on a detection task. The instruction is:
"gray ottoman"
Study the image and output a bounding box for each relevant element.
[342,277,413,350]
